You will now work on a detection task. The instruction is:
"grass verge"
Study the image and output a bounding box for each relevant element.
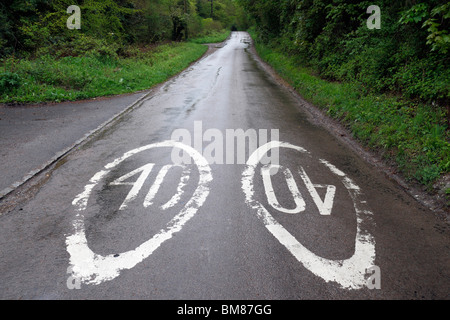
[0,42,208,104]
[249,31,450,191]
[189,30,231,44]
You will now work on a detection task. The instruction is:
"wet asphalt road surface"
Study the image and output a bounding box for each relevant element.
[0,32,449,300]
[0,91,147,196]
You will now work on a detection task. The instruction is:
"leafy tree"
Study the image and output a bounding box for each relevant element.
[238,0,449,104]
[0,0,246,58]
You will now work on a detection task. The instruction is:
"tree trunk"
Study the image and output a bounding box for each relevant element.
[211,0,213,18]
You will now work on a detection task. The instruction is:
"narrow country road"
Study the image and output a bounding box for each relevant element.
[0,32,448,300]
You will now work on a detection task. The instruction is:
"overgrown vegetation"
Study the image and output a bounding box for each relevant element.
[1,42,207,103]
[240,1,450,190]
[252,34,449,187]
[0,0,248,58]
[0,1,246,103]
[239,1,449,105]
[189,29,230,44]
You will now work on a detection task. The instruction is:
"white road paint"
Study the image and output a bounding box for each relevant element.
[110,163,155,210]
[107,163,190,210]
[161,166,191,210]
[261,165,306,214]
[143,164,173,208]
[72,170,109,212]
[242,141,376,290]
[67,141,212,285]
[298,166,336,216]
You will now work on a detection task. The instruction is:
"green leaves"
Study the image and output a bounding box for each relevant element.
[0,0,245,58]
[400,2,450,54]
[0,42,207,104]
[251,30,450,188]
[0,71,22,94]
[399,3,429,24]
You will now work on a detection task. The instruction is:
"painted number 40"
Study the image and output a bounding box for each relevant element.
[110,163,190,211]
[261,165,336,216]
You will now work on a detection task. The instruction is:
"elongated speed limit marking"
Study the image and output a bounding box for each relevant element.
[242,141,376,290]
[66,141,212,285]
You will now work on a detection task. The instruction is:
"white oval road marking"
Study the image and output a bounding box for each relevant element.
[66,141,212,285]
[242,141,376,290]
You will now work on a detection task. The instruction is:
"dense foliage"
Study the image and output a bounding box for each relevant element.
[0,41,208,103]
[240,1,450,189]
[0,1,243,104]
[0,1,247,103]
[0,0,248,58]
[239,0,449,105]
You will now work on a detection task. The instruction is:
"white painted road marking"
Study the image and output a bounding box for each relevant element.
[261,165,306,214]
[298,166,336,216]
[67,141,212,285]
[242,141,376,290]
[109,163,191,210]
[68,139,375,289]
[144,164,177,208]
[109,163,155,210]
[261,164,337,215]
[161,166,191,210]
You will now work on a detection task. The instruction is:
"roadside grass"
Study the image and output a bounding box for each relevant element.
[189,30,231,44]
[250,32,450,189]
[0,42,207,104]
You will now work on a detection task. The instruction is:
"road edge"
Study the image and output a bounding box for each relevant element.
[245,33,449,222]
[0,42,219,202]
